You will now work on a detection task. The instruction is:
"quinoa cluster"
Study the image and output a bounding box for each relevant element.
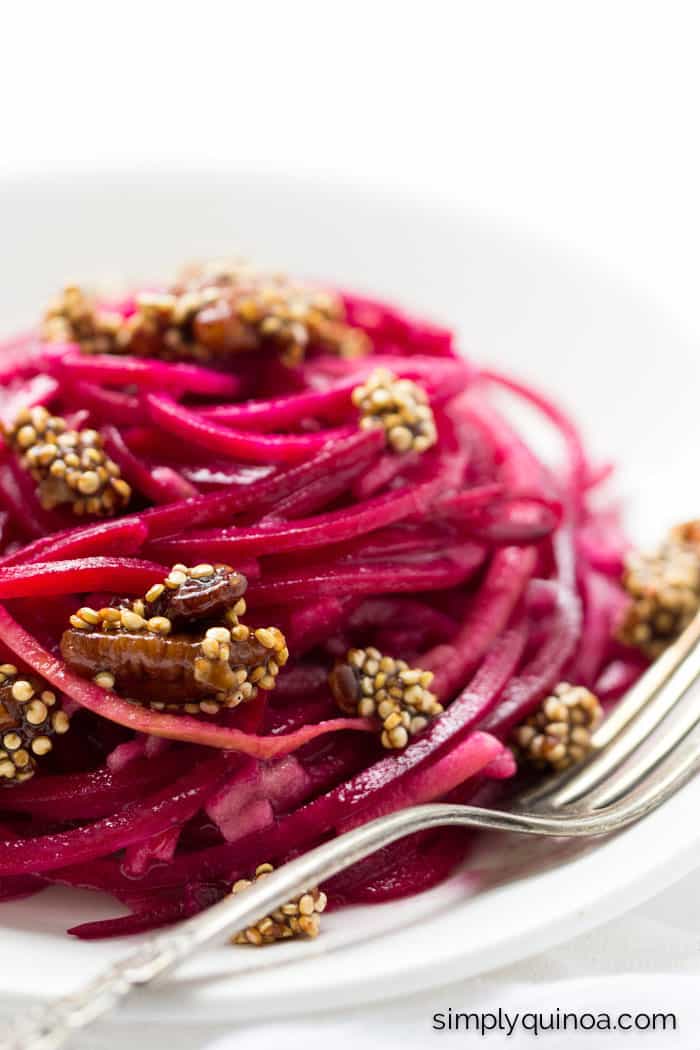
[231,863,328,945]
[512,682,603,772]
[3,406,130,516]
[353,367,437,454]
[43,262,370,366]
[329,646,442,749]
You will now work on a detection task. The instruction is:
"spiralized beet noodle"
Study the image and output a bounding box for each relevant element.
[0,269,639,939]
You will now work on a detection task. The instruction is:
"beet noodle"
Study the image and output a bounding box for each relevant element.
[0,271,639,938]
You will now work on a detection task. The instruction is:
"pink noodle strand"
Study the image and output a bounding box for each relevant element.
[0,279,639,933]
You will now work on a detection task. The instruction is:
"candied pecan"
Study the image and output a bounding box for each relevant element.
[143,564,247,625]
[61,566,289,715]
[61,627,278,705]
[42,261,370,366]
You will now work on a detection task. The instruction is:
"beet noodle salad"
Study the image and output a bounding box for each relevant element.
[0,258,686,944]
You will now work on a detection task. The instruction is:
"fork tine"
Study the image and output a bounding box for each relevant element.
[575,673,700,809]
[519,610,700,809]
[593,610,700,749]
[548,638,700,807]
[595,717,700,823]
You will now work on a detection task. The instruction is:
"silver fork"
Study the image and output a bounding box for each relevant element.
[6,611,700,1050]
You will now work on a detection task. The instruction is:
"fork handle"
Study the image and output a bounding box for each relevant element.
[4,767,691,1050]
[5,801,573,1050]
[2,805,465,1050]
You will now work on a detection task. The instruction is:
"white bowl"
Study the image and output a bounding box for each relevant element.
[1,171,699,1022]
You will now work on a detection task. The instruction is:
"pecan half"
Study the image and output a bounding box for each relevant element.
[60,565,288,714]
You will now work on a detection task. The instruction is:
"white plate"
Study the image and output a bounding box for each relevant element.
[1,171,699,1022]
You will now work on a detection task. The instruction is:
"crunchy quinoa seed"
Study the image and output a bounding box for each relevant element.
[618,520,700,658]
[512,682,603,773]
[3,406,131,516]
[352,367,437,454]
[231,863,327,945]
[0,667,70,784]
[329,646,442,749]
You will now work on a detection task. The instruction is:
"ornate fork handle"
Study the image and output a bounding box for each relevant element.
[5,940,175,1050]
[2,803,575,1050]
[1,807,453,1050]
[5,928,206,1050]
[6,732,700,1050]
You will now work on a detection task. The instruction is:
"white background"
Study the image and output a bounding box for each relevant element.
[2,0,699,333]
[3,2,700,1047]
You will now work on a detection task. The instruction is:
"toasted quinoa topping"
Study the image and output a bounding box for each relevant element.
[231,863,327,945]
[42,262,370,367]
[42,284,124,355]
[618,520,700,658]
[0,665,70,784]
[61,565,289,714]
[3,406,131,516]
[512,682,603,772]
[352,367,437,454]
[329,646,442,749]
